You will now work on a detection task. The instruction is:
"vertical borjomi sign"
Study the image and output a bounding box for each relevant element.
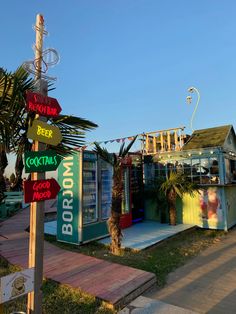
[57,153,79,244]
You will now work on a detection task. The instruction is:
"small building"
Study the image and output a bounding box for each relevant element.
[56,150,144,245]
[143,125,236,230]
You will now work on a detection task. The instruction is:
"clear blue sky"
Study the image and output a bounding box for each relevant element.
[2,1,236,174]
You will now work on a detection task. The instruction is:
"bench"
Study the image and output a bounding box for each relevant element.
[0,191,25,219]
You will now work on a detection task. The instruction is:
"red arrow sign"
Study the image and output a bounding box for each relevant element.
[26,91,62,117]
[23,178,61,203]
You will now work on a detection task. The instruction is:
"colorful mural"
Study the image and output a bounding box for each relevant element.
[199,188,224,228]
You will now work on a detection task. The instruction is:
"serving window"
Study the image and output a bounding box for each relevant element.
[145,156,221,185]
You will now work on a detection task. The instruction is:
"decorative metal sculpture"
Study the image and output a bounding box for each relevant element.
[23,17,59,81]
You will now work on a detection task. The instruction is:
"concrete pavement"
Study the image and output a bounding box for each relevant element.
[120,227,236,313]
[144,227,236,313]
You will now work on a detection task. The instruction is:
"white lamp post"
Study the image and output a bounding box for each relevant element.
[186,86,200,132]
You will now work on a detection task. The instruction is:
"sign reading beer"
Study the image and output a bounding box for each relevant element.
[25,150,62,173]
[0,268,34,304]
[27,120,63,146]
[23,178,61,203]
[26,91,62,117]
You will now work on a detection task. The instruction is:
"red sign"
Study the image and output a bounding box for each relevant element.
[26,91,62,117]
[23,178,61,203]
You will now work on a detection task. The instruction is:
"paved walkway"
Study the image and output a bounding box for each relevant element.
[144,227,236,314]
[0,203,156,308]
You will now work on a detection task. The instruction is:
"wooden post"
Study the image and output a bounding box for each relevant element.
[174,130,178,151]
[27,14,46,314]
[153,135,157,154]
[0,304,3,314]
[145,135,149,154]
[160,132,164,152]
[167,131,171,151]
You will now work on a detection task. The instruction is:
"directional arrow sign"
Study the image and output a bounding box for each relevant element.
[26,91,62,117]
[23,178,61,203]
[24,150,62,173]
[27,120,63,146]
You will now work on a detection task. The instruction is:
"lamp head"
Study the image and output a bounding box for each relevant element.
[188,86,195,93]
[186,95,192,104]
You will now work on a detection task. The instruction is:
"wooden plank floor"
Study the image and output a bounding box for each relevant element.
[0,203,156,307]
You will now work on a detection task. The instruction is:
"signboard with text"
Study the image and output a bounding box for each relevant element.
[26,91,62,117]
[27,120,62,146]
[0,268,34,304]
[23,178,61,203]
[25,150,62,173]
[57,153,79,244]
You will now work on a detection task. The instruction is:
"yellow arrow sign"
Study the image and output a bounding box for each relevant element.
[27,120,63,146]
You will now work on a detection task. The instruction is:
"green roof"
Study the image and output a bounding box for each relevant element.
[182,125,232,150]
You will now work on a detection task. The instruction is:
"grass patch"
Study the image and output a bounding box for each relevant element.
[45,228,227,287]
[0,257,115,314]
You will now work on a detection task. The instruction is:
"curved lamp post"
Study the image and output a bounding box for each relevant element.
[186,86,200,132]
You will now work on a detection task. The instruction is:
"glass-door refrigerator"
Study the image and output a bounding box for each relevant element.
[100,159,113,220]
[82,152,98,224]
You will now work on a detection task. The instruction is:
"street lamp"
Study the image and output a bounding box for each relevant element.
[186,86,200,132]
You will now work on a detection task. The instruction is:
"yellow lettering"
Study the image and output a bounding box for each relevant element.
[36,125,53,138]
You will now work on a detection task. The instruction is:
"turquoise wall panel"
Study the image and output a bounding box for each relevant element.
[82,221,108,242]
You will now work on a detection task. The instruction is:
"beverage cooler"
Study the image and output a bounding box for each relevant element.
[57,150,132,245]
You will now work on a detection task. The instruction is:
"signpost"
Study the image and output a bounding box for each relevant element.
[27,119,63,146]
[0,268,34,304]
[24,178,61,203]
[26,91,62,117]
[25,150,62,173]
[0,14,63,314]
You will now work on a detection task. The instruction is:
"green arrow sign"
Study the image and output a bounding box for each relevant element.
[24,150,62,173]
[27,120,63,146]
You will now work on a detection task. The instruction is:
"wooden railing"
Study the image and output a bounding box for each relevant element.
[142,127,186,155]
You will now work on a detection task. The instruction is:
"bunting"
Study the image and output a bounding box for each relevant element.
[79,135,138,150]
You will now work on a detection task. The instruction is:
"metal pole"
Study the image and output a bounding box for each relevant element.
[27,14,47,314]
[187,86,200,132]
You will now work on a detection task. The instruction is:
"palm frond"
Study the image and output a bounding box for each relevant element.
[51,115,97,130]
[93,142,113,165]
[161,171,199,197]
[120,135,137,158]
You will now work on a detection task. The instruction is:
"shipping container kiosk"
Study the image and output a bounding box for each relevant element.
[57,150,138,245]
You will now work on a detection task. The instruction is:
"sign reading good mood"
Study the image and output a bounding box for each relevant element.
[24,150,62,173]
[23,178,61,203]
[27,120,62,146]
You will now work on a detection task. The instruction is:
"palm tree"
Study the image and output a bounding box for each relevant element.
[94,136,137,255]
[0,66,33,198]
[0,66,97,199]
[160,171,198,225]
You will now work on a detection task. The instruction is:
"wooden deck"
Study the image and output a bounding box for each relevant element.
[0,202,156,308]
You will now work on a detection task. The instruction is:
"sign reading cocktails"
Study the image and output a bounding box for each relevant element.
[26,91,62,117]
[25,150,62,173]
[23,178,61,203]
[27,120,63,146]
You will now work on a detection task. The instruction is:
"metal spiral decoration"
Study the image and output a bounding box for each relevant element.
[23,18,59,81]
